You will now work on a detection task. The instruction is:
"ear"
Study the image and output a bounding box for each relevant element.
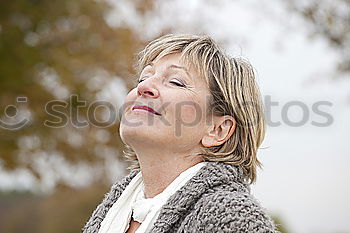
[201,115,236,148]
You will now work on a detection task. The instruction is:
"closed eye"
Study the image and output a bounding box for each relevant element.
[170,80,186,87]
[137,78,186,87]
[137,77,148,83]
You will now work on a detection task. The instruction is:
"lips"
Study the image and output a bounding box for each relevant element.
[132,105,161,115]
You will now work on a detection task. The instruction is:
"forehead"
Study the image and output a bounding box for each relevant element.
[146,53,186,68]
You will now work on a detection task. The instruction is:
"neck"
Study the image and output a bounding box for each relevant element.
[134,148,203,198]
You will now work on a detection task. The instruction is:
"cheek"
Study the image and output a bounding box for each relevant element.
[122,89,137,110]
[124,89,137,102]
[176,104,205,126]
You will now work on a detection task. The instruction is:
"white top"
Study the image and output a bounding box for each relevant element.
[98,162,207,233]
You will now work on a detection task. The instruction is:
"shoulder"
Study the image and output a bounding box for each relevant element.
[192,190,278,233]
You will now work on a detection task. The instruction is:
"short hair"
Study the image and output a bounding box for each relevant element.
[123,34,266,183]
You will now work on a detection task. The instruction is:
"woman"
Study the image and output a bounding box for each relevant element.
[82,34,277,233]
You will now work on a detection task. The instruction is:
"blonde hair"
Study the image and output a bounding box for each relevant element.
[123,34,266,183]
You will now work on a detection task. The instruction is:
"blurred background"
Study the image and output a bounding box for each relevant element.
[1,0,349,232]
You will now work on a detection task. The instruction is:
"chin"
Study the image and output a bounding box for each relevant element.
[120,124,159,146]
[119,124,138,145]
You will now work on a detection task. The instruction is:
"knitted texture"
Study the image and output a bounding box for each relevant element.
[82,162,278,233]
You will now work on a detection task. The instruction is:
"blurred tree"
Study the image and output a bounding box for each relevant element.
[283,0,350,74]
[0,0,153,191]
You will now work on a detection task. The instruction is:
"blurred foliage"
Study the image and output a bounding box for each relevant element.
[0,184,109,233]
[0,0,153,189]
[284,0,350,74]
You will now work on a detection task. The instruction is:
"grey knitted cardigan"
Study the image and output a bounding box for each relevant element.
[82,161,278,233]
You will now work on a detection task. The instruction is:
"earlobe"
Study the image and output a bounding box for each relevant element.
[201,135,215,148]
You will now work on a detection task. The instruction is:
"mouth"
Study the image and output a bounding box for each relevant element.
[132,105,161,116]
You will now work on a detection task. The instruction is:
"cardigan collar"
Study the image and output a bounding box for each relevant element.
[150,161,249,232]
[83,161,248,233]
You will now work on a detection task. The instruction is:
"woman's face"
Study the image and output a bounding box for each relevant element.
[120,53,212,153]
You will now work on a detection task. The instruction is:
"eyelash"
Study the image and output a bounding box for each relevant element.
[137,78,186,88]
[170,80,186,87]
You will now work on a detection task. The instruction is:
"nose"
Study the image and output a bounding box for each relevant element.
[137,77,160,98]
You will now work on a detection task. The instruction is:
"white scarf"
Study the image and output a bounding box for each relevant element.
[98,162,207,233]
